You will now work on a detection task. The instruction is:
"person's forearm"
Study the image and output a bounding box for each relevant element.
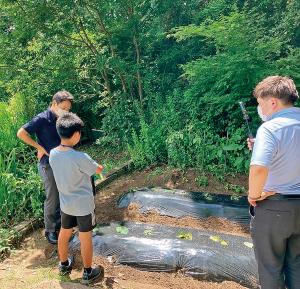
[17,128,41,150]
[248,165,269,199]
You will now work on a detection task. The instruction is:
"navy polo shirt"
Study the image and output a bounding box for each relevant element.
[23,109,60,165]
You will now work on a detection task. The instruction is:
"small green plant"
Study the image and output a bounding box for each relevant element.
[93,226,103,235]
[0,229,11,257]
[0,228,20,259]
[177,231,193,240]
[144,229,153,236]
[148,167,164,178]
[209,235,228,246]
[195,175,209,187]
[203,192,213,201]
[116,225,129,235]
[230,194,242,201]
[244,242,254,248]
[225,183,246,194]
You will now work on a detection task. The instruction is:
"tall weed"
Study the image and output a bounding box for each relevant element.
[0,94,43,226]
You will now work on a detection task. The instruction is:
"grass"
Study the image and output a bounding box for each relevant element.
[1,265,59,289]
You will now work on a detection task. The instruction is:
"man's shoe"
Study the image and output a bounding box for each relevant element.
[81,266,104,285]
[45,231,58,244]
[58,255,74,276]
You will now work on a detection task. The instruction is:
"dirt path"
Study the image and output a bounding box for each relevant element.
[0,166,250,289]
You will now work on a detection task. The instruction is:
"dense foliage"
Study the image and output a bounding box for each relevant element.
[0,96,43,226]
[0,0,299,229]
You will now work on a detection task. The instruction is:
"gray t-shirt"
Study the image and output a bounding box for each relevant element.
[251,107,300,195]
[49,148,99,216]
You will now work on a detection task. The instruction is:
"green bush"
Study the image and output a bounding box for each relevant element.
[0,157,43,225]
[125,85,251,173]
[0,95,43,226]
[128,118,167,168]
[166,123,249,173]
[99,97,140,149]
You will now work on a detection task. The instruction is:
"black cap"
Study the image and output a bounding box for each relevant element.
[52,90,74,103]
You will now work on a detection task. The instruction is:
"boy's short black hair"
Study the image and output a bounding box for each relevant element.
[56,112,84,139]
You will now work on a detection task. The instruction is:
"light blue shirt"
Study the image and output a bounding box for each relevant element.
[49,148,99,216]
[251,107,300,195]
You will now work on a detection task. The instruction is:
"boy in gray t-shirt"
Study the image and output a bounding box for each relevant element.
[49,112,104,284]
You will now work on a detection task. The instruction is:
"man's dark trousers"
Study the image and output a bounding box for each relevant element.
[250,198,300,289]
[38,163,61,232]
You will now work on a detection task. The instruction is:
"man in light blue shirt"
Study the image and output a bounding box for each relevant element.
[251,107,300,195]
[248,76,300,289]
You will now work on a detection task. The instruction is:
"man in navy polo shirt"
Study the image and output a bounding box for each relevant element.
[17,91,74,244]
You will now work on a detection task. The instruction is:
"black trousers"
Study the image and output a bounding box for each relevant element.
[250,199,300,289]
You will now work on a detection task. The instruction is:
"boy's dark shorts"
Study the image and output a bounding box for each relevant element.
[61,211,96,232]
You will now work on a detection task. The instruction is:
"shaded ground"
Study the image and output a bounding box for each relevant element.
[0,165,250,289]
